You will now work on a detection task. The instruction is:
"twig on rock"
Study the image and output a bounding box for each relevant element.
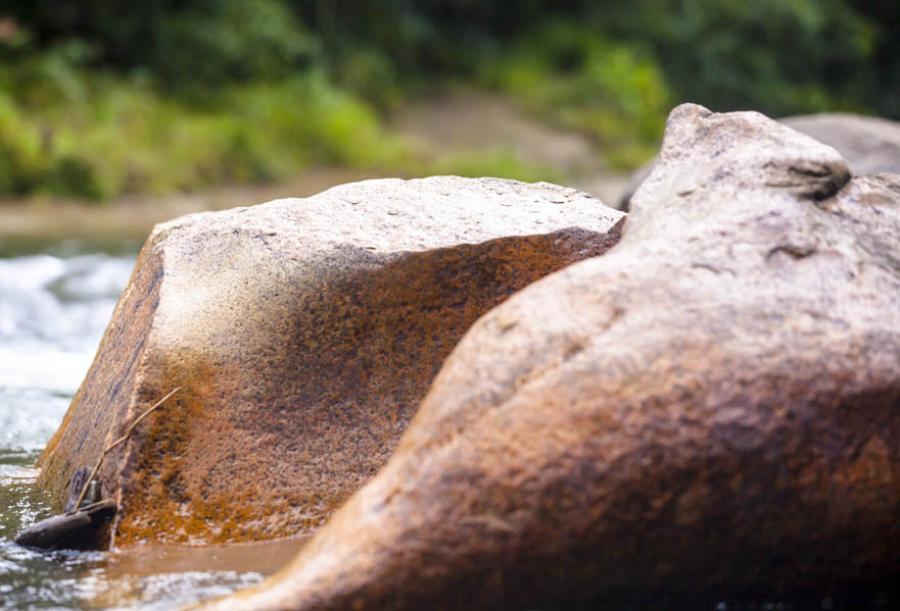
[73,387,181,510]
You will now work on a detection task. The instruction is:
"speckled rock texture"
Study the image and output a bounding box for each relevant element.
[207,105,900,610]
[37,176,624,545]
[620,111,900,210]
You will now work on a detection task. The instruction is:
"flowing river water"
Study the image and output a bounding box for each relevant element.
[0,244,301,609]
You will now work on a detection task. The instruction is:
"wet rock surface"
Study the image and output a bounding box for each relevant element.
[209,105,900,610]
[37,176,624,545]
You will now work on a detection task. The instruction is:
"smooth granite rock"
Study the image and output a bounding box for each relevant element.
[209,105,900,609]
[619,111,900,210]
[38,176,624,546]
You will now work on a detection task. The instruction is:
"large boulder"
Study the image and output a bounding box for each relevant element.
[208,105,900,610]
[38,176,624,546]
[782,113,900,176]
[619,111,900,210]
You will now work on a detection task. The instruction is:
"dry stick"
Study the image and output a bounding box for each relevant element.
[73,387,181,511]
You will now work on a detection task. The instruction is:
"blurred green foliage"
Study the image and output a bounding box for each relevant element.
[0,0,897,199]
[479,22,670,169]
[0,71,409,200]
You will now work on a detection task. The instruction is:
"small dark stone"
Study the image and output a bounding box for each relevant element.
[14,500,117,551]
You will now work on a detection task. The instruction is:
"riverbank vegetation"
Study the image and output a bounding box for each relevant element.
[1,0,897,201]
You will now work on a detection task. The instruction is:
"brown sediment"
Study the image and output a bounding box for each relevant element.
[83,537,308,609]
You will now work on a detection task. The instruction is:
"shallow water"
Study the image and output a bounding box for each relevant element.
[0,246,296,609]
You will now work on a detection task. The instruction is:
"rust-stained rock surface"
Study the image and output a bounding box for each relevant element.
[38,176,624,545]
[209,105,900,610]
